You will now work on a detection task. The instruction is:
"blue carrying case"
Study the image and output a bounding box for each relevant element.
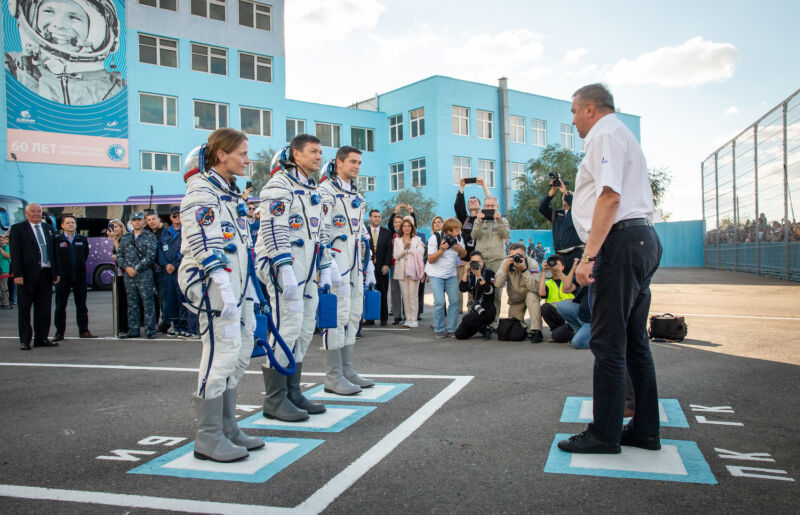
[317,285,338,329]
[363,284,381,321]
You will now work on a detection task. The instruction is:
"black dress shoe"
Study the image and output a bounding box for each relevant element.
[53,333,64,342]
[380,320,388,327]
[558,430,621,454]
[20,342,31,351]
[33,338,58,347]
[482,327,493,340]
[157,322,171,334]
[620,425,661,450]
[392,319,402,326]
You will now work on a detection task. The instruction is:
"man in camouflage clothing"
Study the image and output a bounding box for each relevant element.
[116,212,157,339]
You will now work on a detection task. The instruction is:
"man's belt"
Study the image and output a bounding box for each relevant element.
[611,218,653,231]
[556,245,584,255]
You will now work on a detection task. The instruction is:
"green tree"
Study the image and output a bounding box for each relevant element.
[508,144,583,229]
[379,189,438,230]
[249,148,276,194]
[648,166,672,208]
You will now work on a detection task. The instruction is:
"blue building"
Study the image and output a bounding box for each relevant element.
[1,0,640,221]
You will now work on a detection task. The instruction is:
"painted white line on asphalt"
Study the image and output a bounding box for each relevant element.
[0,336,199,342]
[679,313,800,321]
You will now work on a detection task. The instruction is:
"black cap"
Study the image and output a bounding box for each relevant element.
[170,206,181,215]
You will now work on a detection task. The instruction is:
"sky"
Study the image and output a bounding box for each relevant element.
[283,0,800,221]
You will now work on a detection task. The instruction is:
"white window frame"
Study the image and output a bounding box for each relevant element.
[452,106,469,136]
[286,118,305,142]
[410,157,426,188]
[315,122,341,148]
[531,119,546,147]
[452,156,471,185]
[141,151,181,172]
[193,100,228,130]
[510,115,525,144]
[561,123,574,150]
[138,34,178,67]
[191,43,227,75]
[240,106,271,137]
[477,109,493,139]
[389,114,403,143]
[239,51,272,82]
[410,107,425,138]
[138,0,177,11]
[191,0,225,20]
[511,162,527,191]
[139,93,177,126]
[478,159,495,188]
[389,163,404,192]
[238,0,270,30]
[357,176,375,192]
[351,127,374,152]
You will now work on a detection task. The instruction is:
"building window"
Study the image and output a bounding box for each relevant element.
[389,114,403,143]
[286,118,305,142]
[139,0,177,11]
[510,115,525,144]
[315,122,341,147]
[194,100,228,130]
[531,119,546,147]
[410,158,426,188]
[477,110,493,139]
[357,176,375,192]
[478,159,495,188]
[351,127,374,152]
[410,107,425,138]
[390,163,404,192]
[560,123,574,150]
[239,0,270,30]
[191,0,225,20]
[239,52,272,82]
[452,156,471,185]
[452,106,469,136]
[511,162,526,191]
[138,34,178,68]
[139,93,177,126]
[191,43,227,75]
[141,151,181,172]
[240,107,271,136]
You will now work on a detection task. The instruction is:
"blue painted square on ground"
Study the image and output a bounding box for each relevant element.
[559,397,689,428]
[128,437,324,483]
[238,404,375,432]
[305,382,412,403]
[543,433,716,484]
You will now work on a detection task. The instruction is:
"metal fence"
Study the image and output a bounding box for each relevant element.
[702,88,800,281]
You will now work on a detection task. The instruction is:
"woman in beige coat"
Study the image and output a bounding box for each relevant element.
[392,217,425,327]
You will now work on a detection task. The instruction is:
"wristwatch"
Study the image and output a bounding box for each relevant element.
[580,253,596,263]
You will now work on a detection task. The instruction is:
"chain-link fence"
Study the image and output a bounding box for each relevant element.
[702,88,800,281]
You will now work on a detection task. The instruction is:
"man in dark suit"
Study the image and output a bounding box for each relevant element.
[9,203,60,350]
[366,209,392,326]
[53,214,95,341]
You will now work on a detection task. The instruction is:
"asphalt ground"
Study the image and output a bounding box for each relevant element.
[0,268,798,513]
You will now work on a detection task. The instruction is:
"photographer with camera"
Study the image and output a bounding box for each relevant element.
[472,196,510,328]
[539,173,583,274]
[426,217,466,338]
[495,243,543,343]
[539,255,578,341]
[455,251,496,340]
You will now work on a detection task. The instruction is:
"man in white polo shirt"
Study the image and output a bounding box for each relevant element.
[557,83,663,455]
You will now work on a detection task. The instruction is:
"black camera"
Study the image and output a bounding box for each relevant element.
[512,254,525,264]
[472,303,486,316]
[469,261,481,270]
[546,255,559,268]
[443,234,457,247]
[549,172,569,188]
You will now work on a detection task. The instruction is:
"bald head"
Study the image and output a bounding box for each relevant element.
[25,203,43,224]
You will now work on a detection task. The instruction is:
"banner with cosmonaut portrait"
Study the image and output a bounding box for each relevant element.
[3,0,128,167]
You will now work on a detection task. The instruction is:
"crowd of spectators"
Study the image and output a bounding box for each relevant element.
[706,214,800,244]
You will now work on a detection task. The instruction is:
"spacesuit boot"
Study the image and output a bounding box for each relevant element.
[193,395,249,462]
[222,388,266,451]
[324,348,362,395]
[286,362,326,414]
[341,345,374,388]
[261,364,309,422]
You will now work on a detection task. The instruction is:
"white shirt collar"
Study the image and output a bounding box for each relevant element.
[583,113,617,145]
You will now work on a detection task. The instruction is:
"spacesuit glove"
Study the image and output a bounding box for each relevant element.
[328,259,342,287]
[365,261,376,288]
[319,268,332,290]
[208,269,238,319]
[338,281,351,297]
[278,265,300,300]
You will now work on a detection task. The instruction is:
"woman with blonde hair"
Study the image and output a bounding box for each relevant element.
[107,219,128,334]
[392,217,425,327]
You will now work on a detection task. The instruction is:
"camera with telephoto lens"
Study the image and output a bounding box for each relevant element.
[469,261,481,270]
[549,172,569,188]
[472,302,486,316]
[546,255,559,268]
[512,254,525,264]
[442,234,457,247]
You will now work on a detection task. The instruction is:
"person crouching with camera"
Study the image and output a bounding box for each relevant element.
[495,242,543,343]
[455,251,496,340]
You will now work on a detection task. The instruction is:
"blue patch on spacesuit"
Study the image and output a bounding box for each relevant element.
[236,218,247,231]
[221,221,235,240]
[196,207,215,225]
[310,217,319,228]
[270,201,285,216]
[333,214,346,228]
[351,218,359,227]
[289,214,304,230]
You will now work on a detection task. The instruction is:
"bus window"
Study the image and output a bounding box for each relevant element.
[0,207,8,231]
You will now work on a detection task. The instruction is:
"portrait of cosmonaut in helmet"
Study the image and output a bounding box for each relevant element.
[3,0,126,105]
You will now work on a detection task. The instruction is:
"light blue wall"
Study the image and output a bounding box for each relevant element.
[654,220,704,267]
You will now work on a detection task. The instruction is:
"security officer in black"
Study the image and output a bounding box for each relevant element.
[539,177,584,274]
[53,214,95,340]
[455,251,496,340]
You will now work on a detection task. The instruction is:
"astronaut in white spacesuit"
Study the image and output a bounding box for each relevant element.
[319,146,376,395]
[254,134,336,421]
[178,128,264,463]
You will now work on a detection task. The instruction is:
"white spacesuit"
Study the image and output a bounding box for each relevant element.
[178,145,263,463]
[319,161,376,394]
[254,144,333,421]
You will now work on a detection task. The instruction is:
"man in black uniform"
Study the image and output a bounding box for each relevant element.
[455,251,496,340]
[53,214,96,340]
[145,210,169,333]
[539,178,583,274]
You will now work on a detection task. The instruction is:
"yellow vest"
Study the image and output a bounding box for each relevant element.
[545,278,574,303]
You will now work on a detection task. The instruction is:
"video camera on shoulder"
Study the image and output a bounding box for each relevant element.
[443,234,457,247]
[549,172,570,188]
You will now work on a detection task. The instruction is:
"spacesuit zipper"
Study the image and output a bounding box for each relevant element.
[299,199,312,240]
[338,197,354,236]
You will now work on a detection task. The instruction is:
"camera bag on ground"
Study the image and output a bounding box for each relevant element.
[649,313,687,342]
[497,318,527,341]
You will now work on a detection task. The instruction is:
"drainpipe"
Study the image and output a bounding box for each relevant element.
[498,77,511,212]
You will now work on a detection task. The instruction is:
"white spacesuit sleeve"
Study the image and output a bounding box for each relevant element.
[317,182,334,271]
[180,179,229,275]
[255,178,294,277]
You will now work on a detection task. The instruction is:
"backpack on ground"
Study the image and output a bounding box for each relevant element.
[649,313,688,342]
[497,318,527,341]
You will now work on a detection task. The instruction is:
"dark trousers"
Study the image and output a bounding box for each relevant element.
[17,268,53,344]
[115,274,129,333]
[417,279,425,316]
[588,225,662,444]
[375,269,390,322]
[455,306,495,340]
[54,278,88,335]
[155,270,169,326]
[162,271,193,332]
[541,302,566,329]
